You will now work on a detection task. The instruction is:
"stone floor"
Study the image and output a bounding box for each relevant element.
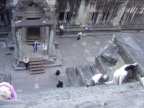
[1,32,144,108]
[0,33,113,94]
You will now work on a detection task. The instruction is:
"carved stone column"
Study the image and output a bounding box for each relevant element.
[112,1,128,26]
[17,28,22,58]
[21,27,26,43]
[48,26,54,56]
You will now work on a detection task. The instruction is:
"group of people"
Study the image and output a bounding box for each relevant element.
[55,70,64,88]
[88,63,138,86]
[33,40,47,55]
[58,24,83,40]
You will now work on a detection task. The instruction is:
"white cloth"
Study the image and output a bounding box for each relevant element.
[0,86,11,100]
[43,44,47,51]
[23,57,29,63]
[92,74,103,84]
[78,32,82,36]
[113,65,128,85]
[60,25,64,30]
[105,63,137,85]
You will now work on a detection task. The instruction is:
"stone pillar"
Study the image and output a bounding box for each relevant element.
[45,26,49,42]
[21,27,26,43]
[17,28,22,58]
[41,26,45,42]
[112,1,128,26]
[45,26,49,55]
[3,12,9,26]
[11,21,16,43]
[48,26,54,56]
[96,13,103,24]
[15,29,20,58]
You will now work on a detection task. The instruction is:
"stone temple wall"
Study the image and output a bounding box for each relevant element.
[8,0,144,29]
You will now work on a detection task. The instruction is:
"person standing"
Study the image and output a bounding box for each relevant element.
[43,43,47,55]
[59,24,64,35]
[56,80,63,88]
[23,57,29,70]
[77,32,82,40]
[33,40,39,52]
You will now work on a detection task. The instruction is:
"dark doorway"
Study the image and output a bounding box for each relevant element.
[27,27,40,41]
[58,12,64,21]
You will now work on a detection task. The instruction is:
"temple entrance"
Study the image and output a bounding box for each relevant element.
[27,27,40,44]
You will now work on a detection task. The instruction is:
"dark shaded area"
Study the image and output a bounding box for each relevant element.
[56,0,81,21]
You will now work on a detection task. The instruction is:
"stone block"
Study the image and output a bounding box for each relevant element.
[100,43,119,66]
[66,67,80,87]
[113,33,144,77]
[76,65,94,86]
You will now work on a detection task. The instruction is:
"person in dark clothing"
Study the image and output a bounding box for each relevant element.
[59,24,64,35]
[33,40,39,52]
[23,57,29,70]
[55,70,61,76]
[56,80,63,88]
[76,32,82,40]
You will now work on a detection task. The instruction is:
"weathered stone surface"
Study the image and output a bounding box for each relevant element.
[100,43,119,66]
[95,43,120,75]
[1,82,143,108]
[90,64,99,74]
[113,33,144,77]
[0,73,11,83]
[76,65,94,86]
[95,57,107,74]
[66,67,80,87]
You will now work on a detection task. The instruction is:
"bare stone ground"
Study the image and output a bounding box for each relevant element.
[1,32,144,107]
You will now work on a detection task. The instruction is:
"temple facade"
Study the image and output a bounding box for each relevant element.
[3,0,144,28]
[1,0,144,69]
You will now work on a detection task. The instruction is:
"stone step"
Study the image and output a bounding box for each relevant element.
[29,58,45,74]
[17,81,140,101]
[29,58,44,62]
[76,65,95,86]
[29,64,44,68]
[30,70,45,75]
[0,82,142,108]
[29,61,44,65]
[66,67,81,87]
[27,40,40,45]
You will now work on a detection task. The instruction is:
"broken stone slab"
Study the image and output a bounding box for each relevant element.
[100,43,119,66]
[0,73,11,84]
[95,43,120,75]
[90,64,99,74]
[113,33,144,78]
[95,57,107,75]
[76,65,94,86]
[66,67,80,87]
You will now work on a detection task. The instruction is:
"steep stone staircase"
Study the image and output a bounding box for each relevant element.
[27,36,40,45]
[29,58,45,74]
[0,26,11,39]
[0,82,142,108]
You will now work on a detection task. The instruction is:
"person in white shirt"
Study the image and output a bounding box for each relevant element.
[43,43,47,55]
[77,32,83,40]
[105,63,138,85]
[33,40,39,52]
[59,24,64,35]
[23,57,29,70]
[87,74,108,87]
[92,74,108,85]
